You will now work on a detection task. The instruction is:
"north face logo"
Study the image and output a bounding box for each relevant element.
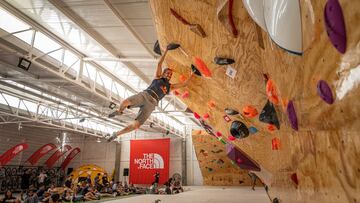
[134,153,164,169]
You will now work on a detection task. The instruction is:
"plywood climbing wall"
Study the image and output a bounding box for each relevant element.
[149,0,360,202]
[192,130,252,186]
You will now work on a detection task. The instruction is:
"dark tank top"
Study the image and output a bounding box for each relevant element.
[145,78,171,100]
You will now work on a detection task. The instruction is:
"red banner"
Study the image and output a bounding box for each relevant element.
[129,138,170,184]
[45,145,72,168]
[27,143,57,165]
[0,143,29,166]
[60,147,81,170]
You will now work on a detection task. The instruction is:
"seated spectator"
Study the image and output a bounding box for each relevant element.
[47,184,57,194]
[94,173,102,191]
[86,175,92,186]
[78,181,89,196]
[40,192,51,203]
[172,180,183,194]
[84,187,100,201]
[36,185,46,200]
[1,190,20,203]
[102,173,109,186]
[64,175,73,188]
[149,183,158,194]
[49,194,60,203]
[24,189,39,203]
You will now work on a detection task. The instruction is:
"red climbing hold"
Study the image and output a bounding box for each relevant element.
[272,137,280,150]
[173,90,180,96]
[242,105,258,118]
[216,132,223,137]
[193,112,201,119]
[266,79,280,105]
[195,57,212,78]
[228,135,236,141]
[182,91,189,98]
[203,113,210,120]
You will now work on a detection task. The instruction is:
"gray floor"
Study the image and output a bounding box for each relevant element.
[104,186,269,203]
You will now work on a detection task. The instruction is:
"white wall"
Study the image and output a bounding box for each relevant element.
[186,132,203,186]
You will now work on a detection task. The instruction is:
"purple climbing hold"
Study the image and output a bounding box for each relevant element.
[324,0,346,54]
[287,100,298,131]
[317,80,334,104]
[226,143,261,171]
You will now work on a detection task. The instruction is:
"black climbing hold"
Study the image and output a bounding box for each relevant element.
[167,43,180,50]
[230,121,249,139]
[225,108,239,115]
[153,40,162,55]
[191,64,202,76]
[214,57,235,65]
[272,198,280,203]
[259,100,280,129]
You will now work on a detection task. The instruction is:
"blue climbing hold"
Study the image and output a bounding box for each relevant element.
[248,126,258,134]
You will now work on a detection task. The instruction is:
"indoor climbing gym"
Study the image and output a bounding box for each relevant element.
[0,0,359,203]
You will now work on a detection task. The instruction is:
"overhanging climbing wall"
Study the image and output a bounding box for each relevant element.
[150,0,360,202]
[192,130,252,186]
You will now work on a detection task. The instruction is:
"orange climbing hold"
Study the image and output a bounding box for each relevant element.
[207,100,216,109]
[267,124,276,132]
[266,79,280,105]
[194,57,212,77]
[242,105,258,118]
[179,74,187,83]
[173,90,180,96]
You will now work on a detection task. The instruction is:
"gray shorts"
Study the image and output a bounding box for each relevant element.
[127,91,158,125]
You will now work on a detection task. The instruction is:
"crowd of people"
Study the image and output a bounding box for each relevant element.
[1,170,185,203]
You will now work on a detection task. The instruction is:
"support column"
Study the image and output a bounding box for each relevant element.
[181,138,187,186]
[114,142,121,182]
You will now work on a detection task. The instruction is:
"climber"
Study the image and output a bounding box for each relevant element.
[106,44,194,142]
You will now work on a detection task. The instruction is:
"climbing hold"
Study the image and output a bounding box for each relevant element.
[170,8,206,38]
[290,173,299,186]
[217,159,225,164]
[173,90,180,96]
[248,126,258,134]
[214,57,235,65]
[193,112,201,119]
[236,158,243,164]
[191,64,202,76]
[317,80,334,104]
[230,121,250,139]
[207,100,216,109]
[219,137,227,145]
[167,43,180,50]
[259,100,280,130]
[287,100,298,131]
[242,105,258,118]
[215,131,222,137]
[179,75,187,83]
[203,113,210,120]
[266,79,280,105]
[226,143,261,171]
[271,137,280,150]
[223,115,231,122]
[324,0,346,53]
[267,124,277,132]
[153,40,161,55]
[228,135,236,141]
[225,108,239,115]
[272,198,280,203]
[181,91,189,99]
[195,57,212,78]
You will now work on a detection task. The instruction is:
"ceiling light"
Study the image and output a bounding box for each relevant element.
[17,57,31,71]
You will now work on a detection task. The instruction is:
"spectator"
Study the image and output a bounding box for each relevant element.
[47,184,57,194]
[24,189,39,203]
[79,181,89,196]
[21,170,31,191]
[172,179,183,194]
[84,187,99,201]
[153,172,160,185]
[38,171,47,187]
[36,185,46,200]
[102,173,109,186]
[49,194,60,203]
[94,173,102,191]
[1,190,20,203]
[86,175,92,186]
[61,189,73,202]
[64,175,73,188]
[40,192,51,203]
